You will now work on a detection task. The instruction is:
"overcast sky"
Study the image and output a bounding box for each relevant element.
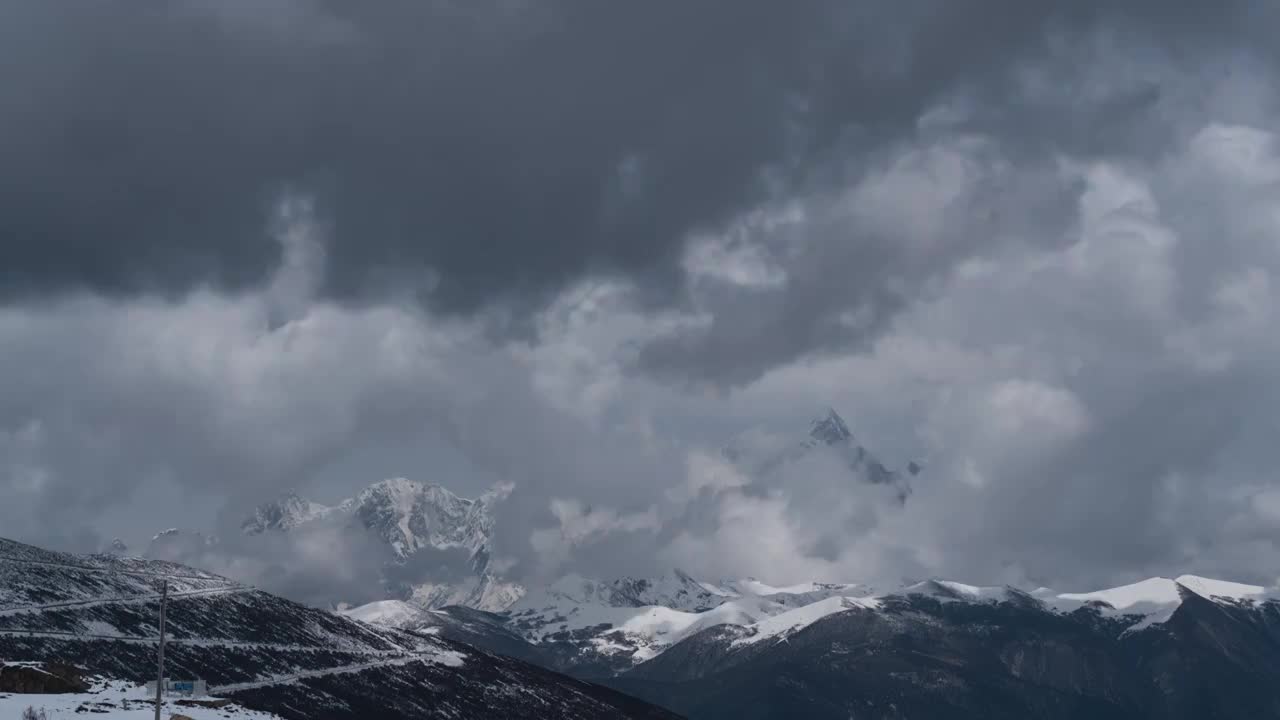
[4,0,1280,593]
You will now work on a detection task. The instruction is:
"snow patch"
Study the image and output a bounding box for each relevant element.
[1055,575,1265,611]
[0,679,284,719]
[734,595,881,646]
[340,600,422,629]
[1044,574,1271,633]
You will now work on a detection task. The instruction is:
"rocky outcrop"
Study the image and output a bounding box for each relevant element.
[0,663,88,694]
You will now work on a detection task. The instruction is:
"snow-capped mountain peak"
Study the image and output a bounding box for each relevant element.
[806,406,854,447]
[237,478,523,612]
[607,570,735,611]
[243,478,492,563]
[241,492,333,534]
[724,407,914,502]
[1052,574,1267,611]
[344,477,490,564]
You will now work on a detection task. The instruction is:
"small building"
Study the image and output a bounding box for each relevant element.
[145,678,208,698]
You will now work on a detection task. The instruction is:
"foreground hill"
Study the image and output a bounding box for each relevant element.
[0,537,679,720]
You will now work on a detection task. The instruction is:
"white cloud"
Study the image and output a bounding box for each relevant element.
[530,499,660,574]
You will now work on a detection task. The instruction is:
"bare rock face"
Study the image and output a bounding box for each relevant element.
[0,662,88,694]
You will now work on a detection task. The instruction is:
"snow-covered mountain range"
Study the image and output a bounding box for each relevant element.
[16,524,1280,719]
[346,565,1276,675]
[220,408,909,616]
[64,404,1280,718]
[495,572,879,673]
[343,565,1280,719]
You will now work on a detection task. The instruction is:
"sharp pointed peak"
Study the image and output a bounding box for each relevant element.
[809,407,853,445]
[816,406,845,423]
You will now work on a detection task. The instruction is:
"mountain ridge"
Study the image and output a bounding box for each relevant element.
[347,565,1280,689]
[333,562,1280,719]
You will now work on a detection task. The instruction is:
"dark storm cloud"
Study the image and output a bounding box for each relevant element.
[1,0,1263,318]
[0,0,827,307]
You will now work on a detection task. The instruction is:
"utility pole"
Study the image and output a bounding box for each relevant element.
[154,580,168,720]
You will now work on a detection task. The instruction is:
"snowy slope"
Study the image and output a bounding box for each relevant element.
[340,599,423,629]
[1039,574,1272,632]
[0,537,678,720]
[729,595,883,647]
[1054,574,1266,610]
[352,563,1280,682]
[0,679,283,720]
[448,569,889,674]
[719,578,875,608]
[882,574,1276,634]
[604,570,736,612]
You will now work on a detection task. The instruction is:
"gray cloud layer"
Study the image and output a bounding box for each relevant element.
[2,1,1265,315]
[4,1,1280,598]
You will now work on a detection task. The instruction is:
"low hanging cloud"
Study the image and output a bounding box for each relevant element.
[527,112,1280,590]
[0,201,685,580]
